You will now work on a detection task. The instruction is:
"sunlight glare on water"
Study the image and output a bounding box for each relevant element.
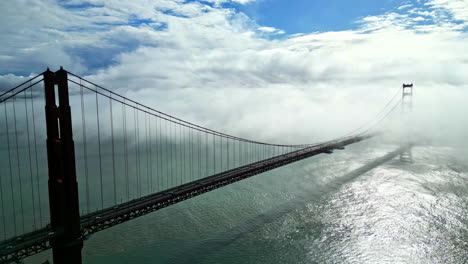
[26,143,468,264]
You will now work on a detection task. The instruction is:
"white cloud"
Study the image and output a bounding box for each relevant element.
[200,0,257,6]
[1,0,467,144]
[413,16,426,21]
[398,4,413,10]
[258,26,286,35]
[231,0,256,4]
[428,0,468,23]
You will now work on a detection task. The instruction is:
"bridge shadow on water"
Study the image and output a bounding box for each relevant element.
[168,147,405,264]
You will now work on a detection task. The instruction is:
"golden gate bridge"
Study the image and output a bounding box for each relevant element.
[0,67,412,263]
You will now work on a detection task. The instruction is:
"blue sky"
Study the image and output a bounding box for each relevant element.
[217,0,449,35]
[236,0,414,33]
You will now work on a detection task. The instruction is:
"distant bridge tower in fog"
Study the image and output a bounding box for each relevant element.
[400,83,413,162]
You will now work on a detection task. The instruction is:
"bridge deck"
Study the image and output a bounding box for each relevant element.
[1,133,377,263]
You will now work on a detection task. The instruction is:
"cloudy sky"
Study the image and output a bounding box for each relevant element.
[1,0,467,144]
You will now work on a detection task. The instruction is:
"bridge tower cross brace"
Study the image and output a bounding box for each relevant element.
[400,83,413,162]
[43,67,83,264]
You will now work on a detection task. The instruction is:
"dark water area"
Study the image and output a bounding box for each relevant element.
[26,142,468,263]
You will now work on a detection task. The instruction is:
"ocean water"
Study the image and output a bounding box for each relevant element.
[25,141,468,263]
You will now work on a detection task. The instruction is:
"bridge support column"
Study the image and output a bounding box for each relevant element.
[400,83,413,162]
[44,67,83,264]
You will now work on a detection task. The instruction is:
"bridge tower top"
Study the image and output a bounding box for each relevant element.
[402,83,413,114]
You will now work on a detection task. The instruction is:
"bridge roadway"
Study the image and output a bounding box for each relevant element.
[0,133,378,263]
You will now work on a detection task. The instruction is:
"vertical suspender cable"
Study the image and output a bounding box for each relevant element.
[158,117,163,191]
[0,105,6,238]
[184,126,188,183]
[174,121,178,184]
[205,133,208,177]
[123,100,129,201]
[238,140,241,166]
[95,87,104,209]
[249,143,251,164]
[179,124,182,184]
[239,140,241,167]
[80,81,90,213]
[167,119,174,188]
[166,119,170,187]
[170,120,174,187]
[155,117,159,191]
[191,127,194,180]
[258,144,261,160]
[193,129,195,179]
[189,128,191,181]
[109,95,117,205]
[175,123,179,184]
[149,114,153,193]
[213,134,215,175]
[186,127,190,182]
[253,143,256,162]
[164,119,168,189]
[134,107,139,198]
[253,144,256,162]
[233,139,235,168]
[234,139,237,167]
[24,89,37,228]
[188,127,192,182]
[198,131,201,179]
[175,121,178,185]
[156,117,160,190]
[136,108,141,197]
[4,103,16,236]
[31,84,43,224]
[0,157,4,238]
[253,143,255,163]
[220,136,223,172]
[12,97,25,232]
[174,122,178,185]
[169,120,173,187]
[145,113,150,194]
